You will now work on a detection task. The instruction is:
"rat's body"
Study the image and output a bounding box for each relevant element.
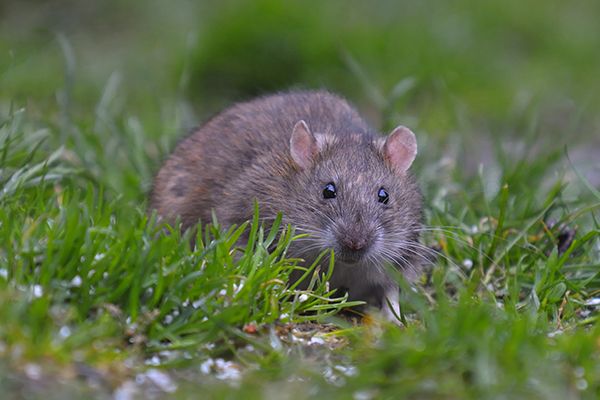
[150,90,423,321]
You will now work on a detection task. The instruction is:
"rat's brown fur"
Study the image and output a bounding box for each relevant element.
[150,90,423,321]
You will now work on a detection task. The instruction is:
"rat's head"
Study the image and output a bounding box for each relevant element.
[285,120,423,269]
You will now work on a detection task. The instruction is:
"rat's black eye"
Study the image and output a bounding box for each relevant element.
[323,182,337,199]
[377,187,389,204]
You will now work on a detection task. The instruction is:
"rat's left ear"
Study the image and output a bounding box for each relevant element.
[290,120,319,169]
[381,126,417,173]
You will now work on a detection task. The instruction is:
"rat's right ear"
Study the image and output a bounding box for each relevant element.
[290,120,318,169]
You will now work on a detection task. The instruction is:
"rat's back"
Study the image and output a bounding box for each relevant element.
[150,90,369,229]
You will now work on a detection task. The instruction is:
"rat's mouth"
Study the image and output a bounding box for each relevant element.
[335,248,368,264]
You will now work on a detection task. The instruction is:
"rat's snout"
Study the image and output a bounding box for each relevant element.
[335,222,374,263]
[339,234,369,252]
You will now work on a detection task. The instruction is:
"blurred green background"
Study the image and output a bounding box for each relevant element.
[1,0,599,197]
[2,2,600,397]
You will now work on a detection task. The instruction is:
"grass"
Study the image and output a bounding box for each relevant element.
[1,1,600,398]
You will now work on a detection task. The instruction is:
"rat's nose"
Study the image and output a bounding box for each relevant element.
[340,235,368,251]
[335,221,374,263]
[337,231,372,263]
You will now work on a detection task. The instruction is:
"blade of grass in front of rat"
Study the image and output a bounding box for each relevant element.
[266,225,295,264]
[246,233,268,284]
[263,212,283,249]
[384,296,404,325]
[244,201,260,255]
[285,250,327,292]
[321,249,335,283]
[226,221,249,250]
[292,250,360,318]
[294,296,361,321]
[284,256,322,318]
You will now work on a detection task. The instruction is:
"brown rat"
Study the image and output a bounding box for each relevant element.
[150,90,423,321]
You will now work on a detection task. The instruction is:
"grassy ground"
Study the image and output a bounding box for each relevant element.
[1,1,600,398]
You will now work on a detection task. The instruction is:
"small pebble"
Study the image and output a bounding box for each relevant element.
[308,336,325,346]
[576,379,588,391]
[70,275,82,287]
[113,380,138,400]
[145,355,161,366]
[145,368,177,393]
[584,298,600,306]
[200,359,214,374]
[24,363,42,380]
[32,285,43,298]
[59,326,72,338]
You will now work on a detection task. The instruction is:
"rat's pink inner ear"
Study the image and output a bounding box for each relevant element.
[382,125,417,173]
[290,120,318,169]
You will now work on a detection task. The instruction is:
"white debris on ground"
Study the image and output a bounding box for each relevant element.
[144,369,178,393]
[547,329,564,338]
[193,322,346,386]
[117,322,352,394]
[308,336,325,345]
[32,284,43,298]
[145,355,161,366]
[353,389,379,400]
[584,298,600,306]
[199,358,242,381]
[70,275,82,287]
[279,313,290,322]
[298,293,309,302]
[113,381,140,400]
[323,363,358,387]
[59,325,72,338]
[282,323,342,348]
[23,363,42,380]
[113,380,139,400]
